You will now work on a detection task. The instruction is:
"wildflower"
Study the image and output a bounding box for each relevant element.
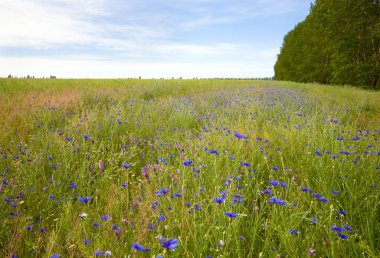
[161,237,178,250]
[122,163,131,168]
[93,222,100,228]
[337,233,348,239]
[79,213,88,219]
[272,166,279,171]
[183,160,193,166]
[318,197,328,203]
[158,215,166,222]
[26,225,33,231]
[288,229,298,235]
[331,190,339,195]
[241,162,250,167]
[112,224,120,234]
[234,131,247,139]
[147,223,156,230]
[152,201,159,210]
[352,136,360,140]
[101,215,110,221]
[310,218,318,223]
[268,196,286,206]
[69,182,77,189]
[132,243,149,252]
[214,196,225,204]
[301,187,313,193]
[209,149,219,155]
[315,151,322,156]
[225,212,238,218]
[338,209,346,215]
[307,248,316,256]
[66,137,73,141]
[99,160,104,172]
[104,251,112,256]
[330,226,344,232]
[83,238,92,245]
[94,250,103,257]
[40,228,47,233]
[344,225,353,231]
[217,240,225,247]
[50,254,60,258]
[79,197,91,203]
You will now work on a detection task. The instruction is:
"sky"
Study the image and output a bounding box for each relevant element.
[0,0,312,78]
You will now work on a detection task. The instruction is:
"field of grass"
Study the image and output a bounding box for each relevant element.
[0,78,379,257]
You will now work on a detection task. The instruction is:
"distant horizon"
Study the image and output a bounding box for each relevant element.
[1,1,312,78]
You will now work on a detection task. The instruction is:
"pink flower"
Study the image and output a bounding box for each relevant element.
[99,160,104,172]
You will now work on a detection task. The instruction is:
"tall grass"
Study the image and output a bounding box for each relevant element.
[0,79,379,257]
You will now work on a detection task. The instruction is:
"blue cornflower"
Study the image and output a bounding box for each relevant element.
[338,233,348,239]
[331,226,344,232]
[272,166,279,171]
[147,223,156,230]
[241,162,250,167]
[344,225,353,231]
[50,254,60,258]
[352,136,360,140]
[79,197,91,203]
[69,182,77,189]
[234,131,247,139]
[101,215,110,221]
[331,190,339,195]
[225,212,238,218]
[112,224,120,234]
[209,150,219,155]
[301,187,313,193]
[66,137,73,141]
[310,218,318,223]
[195,204,201,211]
[158,215,166,222]
[268,196,286,206]
[318,197,328,203]
[183,160,193,166]
[288,229,298,235]
[93,222,100,228]
[161,237,178,250]
[269,180,279,186]
[83,238,92,245]
[315,151,322,156]
[152,201,159,210]
[132,243,149,252]
[94,250,103,257]
[214,196,225,204]
[122,163,131,168]
[40,228,47,233]
[338,209,347,215]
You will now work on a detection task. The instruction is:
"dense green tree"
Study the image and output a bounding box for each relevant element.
[275,0,380,89]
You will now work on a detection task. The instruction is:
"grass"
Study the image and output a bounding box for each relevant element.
[0,78,379,257]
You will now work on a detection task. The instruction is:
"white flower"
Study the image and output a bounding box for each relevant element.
[79,213,88,218]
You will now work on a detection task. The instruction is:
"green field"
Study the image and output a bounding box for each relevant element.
[0,79,379,257]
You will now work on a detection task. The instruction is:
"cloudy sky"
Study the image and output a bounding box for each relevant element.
[0,0,312,78]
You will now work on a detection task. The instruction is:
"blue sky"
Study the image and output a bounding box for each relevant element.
[0,0,312,78]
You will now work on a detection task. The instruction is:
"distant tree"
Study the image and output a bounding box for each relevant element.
[275,0,380,89]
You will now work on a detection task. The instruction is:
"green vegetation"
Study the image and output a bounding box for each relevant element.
[0,79,379,257]
[275,0,380,89]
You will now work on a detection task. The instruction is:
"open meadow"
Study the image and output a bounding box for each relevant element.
[0,79,379,257]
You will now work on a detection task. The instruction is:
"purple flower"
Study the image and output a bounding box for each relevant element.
[112,224,120,234]
[315,151,322,156]
[209,149,219,155]
[330,226,344,232]
[288,229,298,235]
[161,237,178,250]
[50,254,60,258]
[331,190,339,195]
[272,166,279,171]
[225,212,239,218]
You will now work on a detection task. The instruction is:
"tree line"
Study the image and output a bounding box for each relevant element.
[274,0,380,89]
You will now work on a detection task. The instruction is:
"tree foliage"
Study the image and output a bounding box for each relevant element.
[274,0,380,89]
